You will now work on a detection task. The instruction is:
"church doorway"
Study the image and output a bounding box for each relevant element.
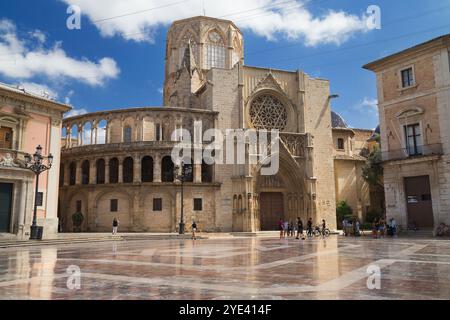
[259,192,284,231]
[0,183,13,233]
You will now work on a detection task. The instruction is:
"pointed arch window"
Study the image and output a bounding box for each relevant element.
[204,30,226,69]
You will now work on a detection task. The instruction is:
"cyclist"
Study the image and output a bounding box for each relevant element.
[321,219,326,236]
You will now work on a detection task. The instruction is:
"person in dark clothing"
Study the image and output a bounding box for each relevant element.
[296,217,304,239]
[307,218,313,237]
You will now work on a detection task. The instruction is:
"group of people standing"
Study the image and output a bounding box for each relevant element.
[372,217,397,238]
[278,217,326,239]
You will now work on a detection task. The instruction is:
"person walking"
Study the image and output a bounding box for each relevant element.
[279,218,285,239]
[307,218,313,237]
[283,220,289,238]
[321,219,326,237]
[390,218,397,237]
[296,217,304,240]
[112,218,119,235]
[191,221,197,240]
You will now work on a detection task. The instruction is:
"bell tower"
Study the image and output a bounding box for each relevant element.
[163,16,244,108]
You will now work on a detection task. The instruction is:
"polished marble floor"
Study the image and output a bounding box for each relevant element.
[1,236,450,300]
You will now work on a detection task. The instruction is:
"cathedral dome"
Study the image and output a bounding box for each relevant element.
[331,111,349,128]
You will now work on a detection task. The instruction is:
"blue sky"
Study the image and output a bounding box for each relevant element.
[1,0,450,129]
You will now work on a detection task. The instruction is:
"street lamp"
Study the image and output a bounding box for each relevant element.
[174,162,192,235]
[24,145,53,240]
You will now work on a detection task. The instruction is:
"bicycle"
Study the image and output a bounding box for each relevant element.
[313,225,331,237]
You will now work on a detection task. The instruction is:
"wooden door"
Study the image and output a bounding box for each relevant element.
[404,176,434,228]
[259,192,284,231]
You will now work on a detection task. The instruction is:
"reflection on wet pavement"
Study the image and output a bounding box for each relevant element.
[1,236,450,300]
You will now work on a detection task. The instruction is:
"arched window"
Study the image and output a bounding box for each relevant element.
[204,30,226,69]
[71,124,78,147]
[201,160,213,183]
[59,163,65,187]
[81,160,90,185]
[123,157,134,183]
[96,159,105,184]
[161,156,174,182]
[109,158,119,184]
[82,122,92,145]
[141,156,154,182]
[97,120,107,144]
[249,94,288,131]
[124,126,132,143]
[69,162,76,186]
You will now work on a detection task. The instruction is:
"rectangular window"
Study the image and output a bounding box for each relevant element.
[401,67,415,88]
[123,127,132,143]
[337,138,345,150]
[76,200,82,212]
[153,198,162,211]
[193,198,203,211]
[110,199,118,212]
[404,123,422,156]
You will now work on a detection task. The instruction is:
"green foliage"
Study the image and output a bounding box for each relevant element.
[336,201,353,221]
[362,145,383,188]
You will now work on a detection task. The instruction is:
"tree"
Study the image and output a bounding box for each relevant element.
[336,200,353,227]
[362,144,384,188]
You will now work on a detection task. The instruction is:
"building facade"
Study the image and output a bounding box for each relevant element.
[58,16,373,233]
[364,34,450,231]
[331,112,373,221]
[0,83,70,239]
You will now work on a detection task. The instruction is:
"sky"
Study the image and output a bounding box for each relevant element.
[0,0,449,130]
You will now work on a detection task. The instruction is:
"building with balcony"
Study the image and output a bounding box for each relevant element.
[364,34,450,231]
[0,82,70,239]
[58,16,344,233]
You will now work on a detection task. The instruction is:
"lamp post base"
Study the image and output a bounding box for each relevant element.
[179,222,185,235]
[30,225,43,240]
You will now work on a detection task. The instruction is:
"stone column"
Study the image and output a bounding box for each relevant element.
[75,160,81,185]
[89,160,96,184]
[118,158,123,183]
[105,158,110,184]
[194,163,202,183]
[134,154,141,183]
[154,154,162,183]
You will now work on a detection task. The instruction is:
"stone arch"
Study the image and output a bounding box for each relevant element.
[141,156,154,182]
[123,157,134,183]
[94,189,133,231]
[81,160,90,185]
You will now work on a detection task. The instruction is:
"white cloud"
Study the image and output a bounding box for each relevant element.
[0,19,120,86]
[60,0,370,46]
[158,87,163,94]
[360,97,378,112]
[64,107,88,118]
[16,82,59,100]
[65,89,75,104]
[353,96,378,117]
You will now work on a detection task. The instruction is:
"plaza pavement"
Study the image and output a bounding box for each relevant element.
[0,235,450,300]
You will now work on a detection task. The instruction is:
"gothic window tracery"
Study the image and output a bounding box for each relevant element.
[249,94,288,131]
[179,31,198,68]
[204,30,226,69]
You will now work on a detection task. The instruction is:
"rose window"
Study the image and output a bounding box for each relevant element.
[249,94,287,131]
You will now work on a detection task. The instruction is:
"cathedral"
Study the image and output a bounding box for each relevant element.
[58,16,373,233]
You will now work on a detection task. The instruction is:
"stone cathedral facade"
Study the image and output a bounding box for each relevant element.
[57,16,359,233]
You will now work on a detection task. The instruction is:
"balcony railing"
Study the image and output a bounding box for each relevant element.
[382,144,443,162]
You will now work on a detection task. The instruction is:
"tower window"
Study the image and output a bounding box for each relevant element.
[204,31,226,69]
